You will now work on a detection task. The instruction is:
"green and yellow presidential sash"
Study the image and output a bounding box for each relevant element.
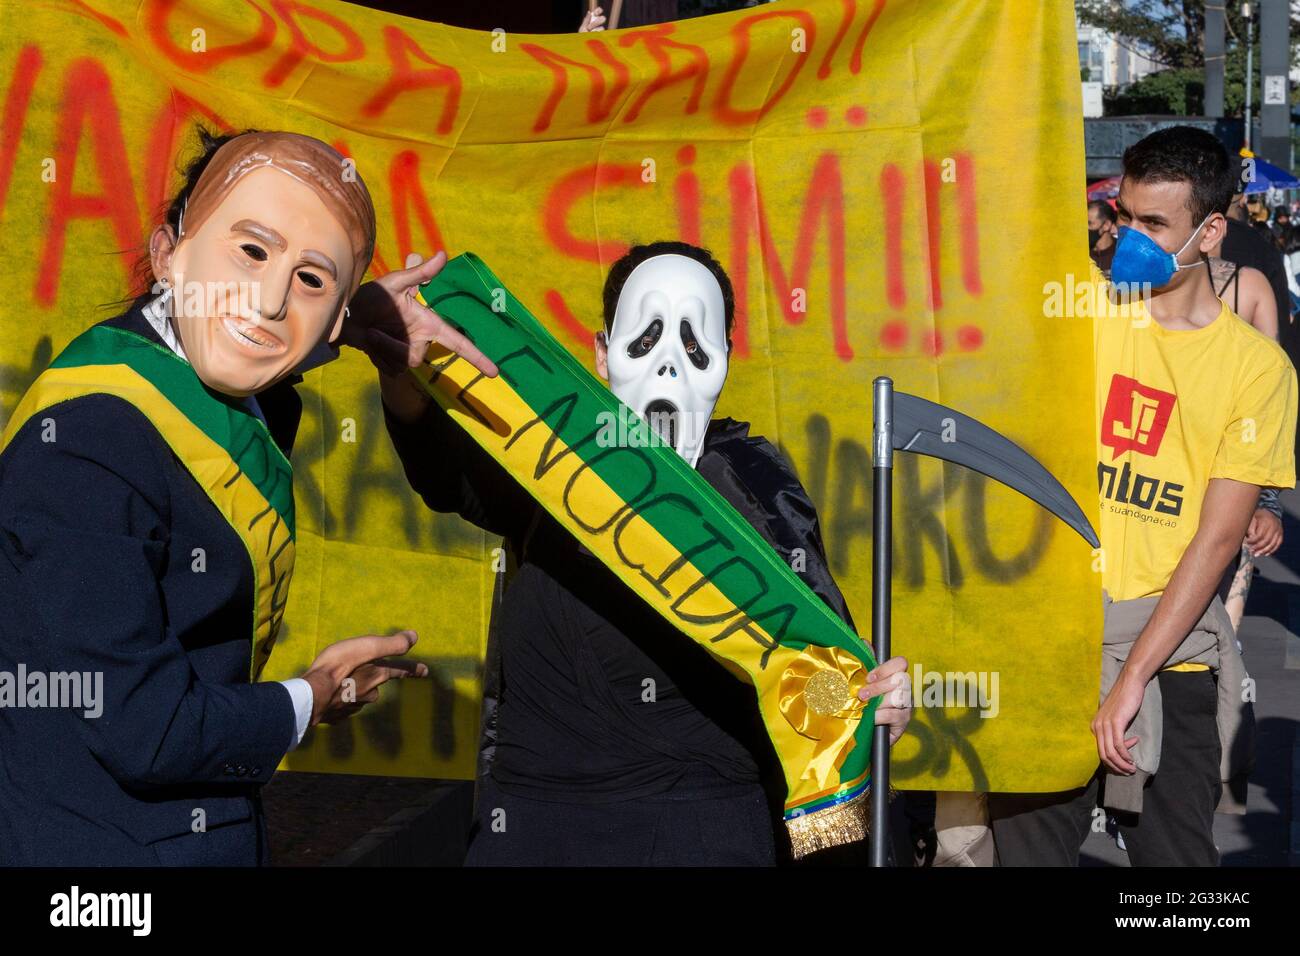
[412,254,879,855]
[0,324,294,680]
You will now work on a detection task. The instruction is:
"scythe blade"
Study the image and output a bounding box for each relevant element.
[892,391,1099,548]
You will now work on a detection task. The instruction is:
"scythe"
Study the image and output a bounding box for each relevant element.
[868,377,1099,866]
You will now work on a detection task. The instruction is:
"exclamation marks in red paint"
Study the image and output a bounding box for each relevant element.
[881,163,906,311]
[806,105,867,130]
[878,155,984,356]
[955,153,983,297]
[923,158,944,312]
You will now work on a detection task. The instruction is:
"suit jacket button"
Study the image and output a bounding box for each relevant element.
[235,765,248,777]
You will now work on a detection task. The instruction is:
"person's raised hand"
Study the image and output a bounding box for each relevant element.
[579,6,606,31]
[301,629,429,726]
[343,252,498,379]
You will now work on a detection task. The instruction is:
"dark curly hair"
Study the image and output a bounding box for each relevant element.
[1121,126,1237,227]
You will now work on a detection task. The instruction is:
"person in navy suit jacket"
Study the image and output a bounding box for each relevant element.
[0,129,494,866]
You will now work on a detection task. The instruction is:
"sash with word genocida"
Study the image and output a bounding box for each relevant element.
[411,253,878,857]
[0,324,295,681]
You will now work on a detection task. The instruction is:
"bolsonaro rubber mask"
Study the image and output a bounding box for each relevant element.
[149,132,376,398]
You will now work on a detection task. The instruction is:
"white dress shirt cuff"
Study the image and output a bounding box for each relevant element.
[279,678,314,751]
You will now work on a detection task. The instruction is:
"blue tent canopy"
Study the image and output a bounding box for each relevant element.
[1241,156,1300,194]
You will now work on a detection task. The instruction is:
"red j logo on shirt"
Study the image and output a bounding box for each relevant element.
[1101,374,1176,460]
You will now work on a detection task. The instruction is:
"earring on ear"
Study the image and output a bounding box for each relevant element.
[151,273,172,302]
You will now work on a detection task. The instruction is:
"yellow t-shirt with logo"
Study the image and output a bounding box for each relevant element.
[1092,264,1298,602]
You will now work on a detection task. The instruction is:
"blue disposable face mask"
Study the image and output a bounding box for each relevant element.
[1109,214,1211,289]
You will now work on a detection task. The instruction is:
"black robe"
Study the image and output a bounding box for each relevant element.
[385,397,857,865]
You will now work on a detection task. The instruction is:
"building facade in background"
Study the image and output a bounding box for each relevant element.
[1077,21,1160,88]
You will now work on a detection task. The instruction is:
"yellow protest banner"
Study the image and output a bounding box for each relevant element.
[0,0,1101,792]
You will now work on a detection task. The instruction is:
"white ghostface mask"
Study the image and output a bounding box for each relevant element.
[605,254,730,468]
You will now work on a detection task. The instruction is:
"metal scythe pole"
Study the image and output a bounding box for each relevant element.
[869,376,893,868]
[861,380,1101,867]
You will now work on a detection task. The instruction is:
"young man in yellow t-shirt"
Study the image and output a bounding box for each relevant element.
[989,126,1297,866]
